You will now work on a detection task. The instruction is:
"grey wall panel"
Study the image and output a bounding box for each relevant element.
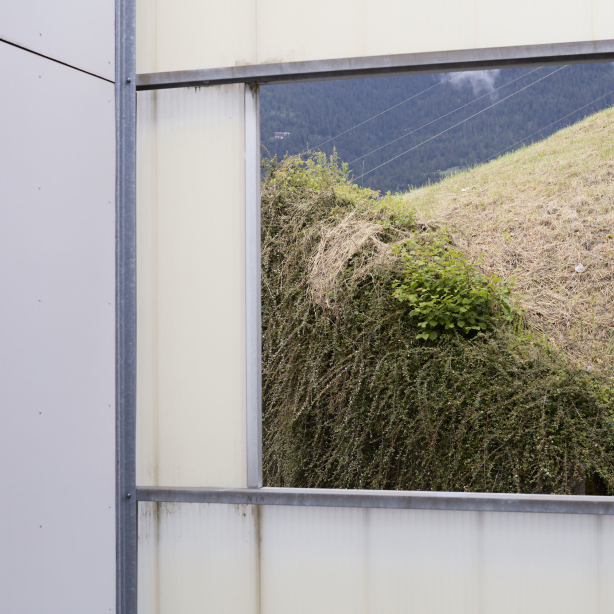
[0,0,114,81]
[0,43,115,612]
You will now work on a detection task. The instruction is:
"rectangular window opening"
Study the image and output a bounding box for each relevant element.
[259,61,614,498]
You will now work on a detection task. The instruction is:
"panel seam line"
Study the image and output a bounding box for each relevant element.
[0,37,114,84]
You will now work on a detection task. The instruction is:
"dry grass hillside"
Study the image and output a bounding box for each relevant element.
[399,106,614,375]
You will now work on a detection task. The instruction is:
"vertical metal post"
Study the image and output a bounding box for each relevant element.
[116,0,138,612]
[245,83,262,489]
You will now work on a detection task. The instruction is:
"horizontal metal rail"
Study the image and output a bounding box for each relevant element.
[136,39,614,91]
[137,486,614,515]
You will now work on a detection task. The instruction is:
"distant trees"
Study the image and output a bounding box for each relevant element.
[260,63,614,192]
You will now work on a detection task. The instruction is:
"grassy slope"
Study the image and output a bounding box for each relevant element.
[397,106,614,374]
[261,154,614,495]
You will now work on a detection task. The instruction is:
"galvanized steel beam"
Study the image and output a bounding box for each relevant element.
[137,486,614,515]
[245,83,263,489]
[136,39,614,91]
[116,0,138,612]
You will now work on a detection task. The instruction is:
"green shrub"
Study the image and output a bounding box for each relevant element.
[392,237,514,340]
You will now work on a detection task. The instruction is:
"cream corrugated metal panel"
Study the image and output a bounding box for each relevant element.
[260,506,482,614]
[136,0,614,74]
[0,43,115,612]
[136,89,159,487]
[366,508,480,613]
[137,503,160,613]
[480,512,608,614]
[136,84,248,488]
[257,0,475,65]
[139,503,614,613]
[136,0,257,74]
[593,1,614,41]
[261,505,368,614]
[0,0,114,80]
[138,502,259,614]
[476,0,592,50]
[600,515,614,609]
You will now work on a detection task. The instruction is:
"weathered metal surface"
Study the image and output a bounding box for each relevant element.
[136,39,614,90]
[138,502,260,614]
[136,0,614,75]
[138,502,614,613]
[137,486,614,515]
[245,84,262,489]
[116,0,137,612]
[136,84,248,488]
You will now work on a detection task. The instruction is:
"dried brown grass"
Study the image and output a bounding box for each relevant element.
[398,105,614,374]
[308,213,400,308]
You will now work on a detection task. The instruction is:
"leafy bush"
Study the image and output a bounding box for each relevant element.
[392,237,514,340]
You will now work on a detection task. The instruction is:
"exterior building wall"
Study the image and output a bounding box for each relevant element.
[0,3,116,611]
[138,502,614,614]
[137,0,614,74]
[132,3,614,613]
[2,0,614,611]
[136,84,248,489]
[0,0,114,80]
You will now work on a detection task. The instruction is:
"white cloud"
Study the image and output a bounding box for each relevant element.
[445,70,501,94]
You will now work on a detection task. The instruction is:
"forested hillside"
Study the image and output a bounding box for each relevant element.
[261,63,614,192]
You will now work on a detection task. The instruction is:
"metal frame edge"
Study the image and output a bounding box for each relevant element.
[136,487,614,516]
[136,39,614,90]
[116,0,138,612]
[245,83,263,489]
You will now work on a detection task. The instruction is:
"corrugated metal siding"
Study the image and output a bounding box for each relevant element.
[136,0,614,74]
[599,515,614,610]
[136,0,257,74]
[261,505,368,614]
[481,512,600,613]
[138,502,259,614]
[139,503,614,613]
[137,503,160,614]
[136,85,248,488]
[366,508,480,613]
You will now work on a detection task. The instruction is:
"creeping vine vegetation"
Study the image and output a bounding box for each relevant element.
[261,153,614,495]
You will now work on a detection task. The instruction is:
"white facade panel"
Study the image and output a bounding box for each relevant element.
[260,505,368,614]
[367,508,480,613]
[257,0,368,67]
[0,0,114,81]
[599,515,614,611]
[593,0,614,42]
[140,503,614,613]
[361,0,476,61]
[476,0,592,50]
[138,502,259,614]
[136,0,257,75]
[136,84,248,488]
[481,512,601,614]
[0,43,115,612]
[137,0,614,74]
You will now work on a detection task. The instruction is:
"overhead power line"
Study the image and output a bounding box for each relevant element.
[349,66,543,165]
[307,73,460,152]
[354,65,569,183]
[480,88,614,164]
